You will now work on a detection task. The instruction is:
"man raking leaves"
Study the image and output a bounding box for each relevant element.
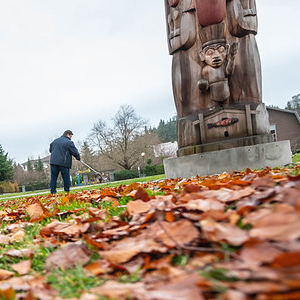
[49,130,80,194]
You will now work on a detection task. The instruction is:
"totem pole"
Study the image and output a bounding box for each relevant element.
[164,0,272,156]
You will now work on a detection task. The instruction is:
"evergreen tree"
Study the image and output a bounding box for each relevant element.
[0,145,14,181]
[285,94,300,115]
[35,156,44,172]
[155,116,177,143]
[27,158,34,172]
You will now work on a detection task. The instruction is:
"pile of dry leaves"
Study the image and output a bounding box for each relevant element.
[1,166,300,300]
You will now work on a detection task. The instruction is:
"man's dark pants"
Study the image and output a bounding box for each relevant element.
[50,164,71,194]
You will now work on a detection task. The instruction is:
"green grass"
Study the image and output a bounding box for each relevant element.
[47,265,106,298]
[0,174,165,201]
[0,191,142,299]
[292,152,300,164]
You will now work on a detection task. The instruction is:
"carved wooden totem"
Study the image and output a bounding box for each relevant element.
[164,0,272,156]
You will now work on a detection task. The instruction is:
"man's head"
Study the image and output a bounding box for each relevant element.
[63,130,73,139]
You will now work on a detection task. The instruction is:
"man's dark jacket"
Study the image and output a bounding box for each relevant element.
[49,135,80,169]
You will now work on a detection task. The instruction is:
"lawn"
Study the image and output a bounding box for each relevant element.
[0,168,300,299]
[0,174,165,201]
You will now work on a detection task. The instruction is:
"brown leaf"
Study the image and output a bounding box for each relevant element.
[0,275,36,291]
[45,242,91,271]
[127,200,151,215]
[239,240,283,267]
[218,289,247,300]
[179,199,225,211]
[134,273,205,300]
[26,202,45,219]
[99,236,168,265]
[25,283,58,300]
[84,259,111,276]
[87,207,107,219]
[134,187,151,202]
[6,248,34,258]
[0,234,10,245]
[0,269,15,280]
[121,256,145,274]
[184,184,202,193]
[149,219,200,248]
[256,291,300,300]
[79,293,100,300]
[248,205,300,241]
[1,229,26,244]
[40,219,90,239]
[122,182,141,195]
[11,260,31,275]
[11,229,25,242]
[102,225,131,237]
[200,219,249,246]
[227,281,289,294]
[197,187,255,203]
[90,280,144,299]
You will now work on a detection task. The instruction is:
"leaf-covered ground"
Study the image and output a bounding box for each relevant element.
[1,166,300,300]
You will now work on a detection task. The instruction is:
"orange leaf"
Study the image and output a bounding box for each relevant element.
[272,251,300,268]
[84,259,111,276]
[165,211,176,222]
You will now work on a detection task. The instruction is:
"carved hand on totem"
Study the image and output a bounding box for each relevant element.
[198,79,209,92]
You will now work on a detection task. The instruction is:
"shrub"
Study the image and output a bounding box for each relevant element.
[144,164,165,176]
[0,181,19,193]
[114,169,139,181]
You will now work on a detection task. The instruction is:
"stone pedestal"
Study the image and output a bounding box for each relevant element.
[163,140,292,178]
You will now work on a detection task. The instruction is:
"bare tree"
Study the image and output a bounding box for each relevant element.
[88,105,159,170]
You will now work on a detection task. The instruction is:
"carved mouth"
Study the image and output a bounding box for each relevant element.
[212,58,222,65]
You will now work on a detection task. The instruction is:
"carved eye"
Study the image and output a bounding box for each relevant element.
[218,46,225,53]
[206,49,214,55]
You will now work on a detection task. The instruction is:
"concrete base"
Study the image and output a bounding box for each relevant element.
[163,141,292,178]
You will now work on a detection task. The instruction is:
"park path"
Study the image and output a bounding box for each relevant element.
[0,184,100,200]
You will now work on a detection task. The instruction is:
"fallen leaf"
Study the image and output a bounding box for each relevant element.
[127,200,151,215]
[239,240,282,267]
[134,273,205,300]
[179,199,225,212]
[26,202,47,220]
[134,187,151,202]
[45,242,91,271]
[6,248,34,258]
[272,251,300,268]
[149,219,200,248]
[11,260,31,275]
[249,206,300,241]
[200,219,249,246]
[90,280,144,299]
[99,236,168,265]
[0,269,15,280]
[84,259,111,276]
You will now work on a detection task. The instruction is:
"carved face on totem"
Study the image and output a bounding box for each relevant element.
[166,0,197,54]
[201,44,228,68]
[226,0,258,36]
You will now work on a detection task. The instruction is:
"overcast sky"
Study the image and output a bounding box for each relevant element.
[0,0,299,164]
